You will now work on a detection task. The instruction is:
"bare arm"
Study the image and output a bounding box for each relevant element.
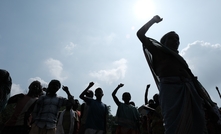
[145,84,151,105]
[137,15,163,43]
[62,86,74,100]
[112,83,124,106]
[79,82,94,102]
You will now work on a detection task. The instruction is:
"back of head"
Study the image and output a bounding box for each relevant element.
[129,101,135,106]
[122,92,131,103]
[73,99,80,110]
[28,80,42,97]
[65,101,73,110]
[148,99,154,105]
[153,93,159,103]
[86,90,94,98]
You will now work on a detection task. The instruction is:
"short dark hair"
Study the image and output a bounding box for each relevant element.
[122,92,131,101]
[95,88,103,94]
[48,79,61,89]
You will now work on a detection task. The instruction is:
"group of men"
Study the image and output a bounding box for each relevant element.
[0,78,142,134]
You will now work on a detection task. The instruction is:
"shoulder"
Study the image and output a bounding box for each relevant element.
[57,96,66,99]
[84,97,93,103]
[8,93,25,102]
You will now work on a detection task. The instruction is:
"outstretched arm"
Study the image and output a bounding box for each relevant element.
[145,84,151,105]
[79,82,94,102]
[112,83,124,106]
[137,15,163,43]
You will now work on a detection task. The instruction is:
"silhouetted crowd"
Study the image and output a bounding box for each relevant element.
[1,14,221,134]
[0,69,221,134]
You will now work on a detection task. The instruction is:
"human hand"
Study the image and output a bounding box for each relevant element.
[152,15,163,23]
[88,82,94,87]
[118,83,124,88]
[62,86,69,92]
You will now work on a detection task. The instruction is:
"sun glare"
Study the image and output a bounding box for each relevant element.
[133,0,155,20]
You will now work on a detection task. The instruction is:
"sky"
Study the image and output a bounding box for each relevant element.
[1,0,221,115]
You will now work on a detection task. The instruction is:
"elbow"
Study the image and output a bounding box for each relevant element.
[136,31,140,38]
[136,31,144,41]
[79,95,83,100]
[111,92,116,98]
[111,93,114,97]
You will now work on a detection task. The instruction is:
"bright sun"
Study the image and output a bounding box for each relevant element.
[133,0,155,20]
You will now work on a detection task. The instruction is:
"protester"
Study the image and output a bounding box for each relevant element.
[73,99,81,134]
[79,82,108,134]
[112,83,140,134]
[2,80,42,134]
[29,79,74,134]
[137,15,220,133]
[56,101,75,134]
[79,90,94,134]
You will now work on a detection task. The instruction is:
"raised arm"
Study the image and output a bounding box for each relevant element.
[145,84,151,105]
[137,15,163,43]
[79,82,94,102]
[62,86,74,100]
[62,86,75,106]
[112,83,124,106]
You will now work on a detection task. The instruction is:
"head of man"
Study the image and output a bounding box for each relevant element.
[86,90,94,98]
[153,93,159,104]
[129,101,135,106]
[47,79,61,95]
[122,92,131,103]
[73,99,80,111]
[28,80,42,97]
[95,88,103,100]
[160,31,180,52]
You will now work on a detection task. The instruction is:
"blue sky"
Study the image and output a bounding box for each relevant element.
[1,0,221,115]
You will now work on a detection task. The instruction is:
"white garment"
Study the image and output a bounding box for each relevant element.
[56,109,76,134]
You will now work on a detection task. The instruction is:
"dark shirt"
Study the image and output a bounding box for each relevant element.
[84,98,107,131]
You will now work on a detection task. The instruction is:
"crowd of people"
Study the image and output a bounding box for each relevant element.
[0,73,173,134]
[1,78,220,134]
[1,14,221,134]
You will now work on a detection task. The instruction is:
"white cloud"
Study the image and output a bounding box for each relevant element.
[180,41,221,91]
[89,58,127,84]
[45,58,67,82]
[64,42,77,56]
[11,83,24,96]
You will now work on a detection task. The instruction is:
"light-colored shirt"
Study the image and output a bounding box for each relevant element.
[32,95,68,129]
